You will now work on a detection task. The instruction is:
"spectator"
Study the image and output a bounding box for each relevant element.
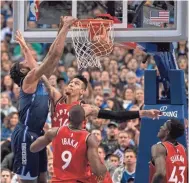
[93,83,103,97]
[125,119,140,146]
[106,98,123,111]
[90,119,109,140]
[91,118,106,130]
[127,58,138,73]
[57,77,66,95]
[124,53,133,65]
[109,59,118,75]
[101,71,111,90]
[98,145,106,163]
[106,98,115,110]
[67,67,77,81]
[90,68,101,84]
[27,21,37,28]
[57,63,67,79]
[119,67,129,88]
[1,60,12,77]
[109,154,120,167]
[1,1,12,18]
[176,40,188,56]
[91,129,102,144]
[134,88,144,109]
[112,46,124,61]
[1,17,13,41]
[114,131,135,164]
[1,112,19,141]
[101,121,119,155]
[110,74,120,88]
[112,149,136,183]
[102,56,110,71]
[49,74,58,88]
[1,168,12,183]
[125,71,141,89]
[10,84,20,108]
[177,55,188,74]
[135,60,148,80]
[83,84,94,104]
[94,95,104,108]
[1,51,10,62]
[107,154,120,176]
[1,75,14,93]
[0,92,17,116]
[122,87,135,111]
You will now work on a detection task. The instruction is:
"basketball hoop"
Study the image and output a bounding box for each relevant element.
[71,19,114,69]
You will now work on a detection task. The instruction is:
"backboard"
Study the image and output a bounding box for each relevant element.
[13,0,188,43]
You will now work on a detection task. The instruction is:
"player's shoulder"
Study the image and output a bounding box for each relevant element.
[151,141,163,149]
[151,142,166,155]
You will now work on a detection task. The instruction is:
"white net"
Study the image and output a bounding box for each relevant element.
[71,20,114,69]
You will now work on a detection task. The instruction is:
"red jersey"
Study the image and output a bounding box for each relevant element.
[149,141,188,183]
[52,126,91,182]
[52,98,86,128]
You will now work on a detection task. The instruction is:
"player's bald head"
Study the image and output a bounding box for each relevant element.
[69,105,85,126]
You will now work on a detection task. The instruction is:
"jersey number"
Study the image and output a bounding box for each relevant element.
[61,151,72,170]
[168,166,185,183]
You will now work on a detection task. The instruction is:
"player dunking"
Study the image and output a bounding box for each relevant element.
[30,105,107,183]
[10,16,76,183]
[149,119,188,183]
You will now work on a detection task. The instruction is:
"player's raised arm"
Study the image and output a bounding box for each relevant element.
[24,16,76,84]
[87,134,107,178]
[15,30,38,69]
[41,75,62,103]
[151,144,166,183]
[30,127,59,153]
[16,30,62,101]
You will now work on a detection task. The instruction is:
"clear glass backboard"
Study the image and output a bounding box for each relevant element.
[13,0,188,43]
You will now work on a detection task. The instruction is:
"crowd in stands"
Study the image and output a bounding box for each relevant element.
[1,1,188,183]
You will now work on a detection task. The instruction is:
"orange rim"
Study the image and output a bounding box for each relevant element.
[72,19,114,29]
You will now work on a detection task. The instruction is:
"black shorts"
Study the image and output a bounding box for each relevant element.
[11,124,47,179]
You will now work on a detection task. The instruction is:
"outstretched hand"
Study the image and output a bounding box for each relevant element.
[140,109,162,119]
[81,104,100,117]
[62,16,77,29]
[15,30,37,68]
[15,30,28,53]
[57,16,77,35]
